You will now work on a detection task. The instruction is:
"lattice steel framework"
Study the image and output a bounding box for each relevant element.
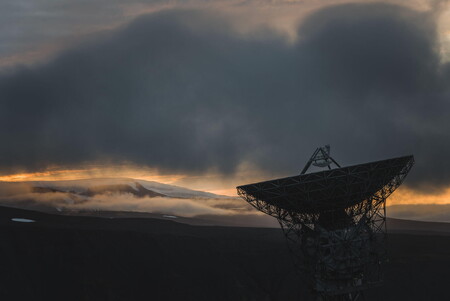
[237,154,414,301]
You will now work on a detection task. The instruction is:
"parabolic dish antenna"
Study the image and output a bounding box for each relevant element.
[237,146,414,301]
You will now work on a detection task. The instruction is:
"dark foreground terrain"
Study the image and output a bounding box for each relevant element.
[0,206,449,300]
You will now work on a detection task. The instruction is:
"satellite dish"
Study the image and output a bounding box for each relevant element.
[237,148,415,300]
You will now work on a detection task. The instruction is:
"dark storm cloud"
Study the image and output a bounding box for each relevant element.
[0,0,166,59]
[0,3,449,189]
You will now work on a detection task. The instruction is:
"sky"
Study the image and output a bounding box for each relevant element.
[1,0,450,215]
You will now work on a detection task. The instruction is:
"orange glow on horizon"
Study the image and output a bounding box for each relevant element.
[213,187,450,203]
[0,167,241,197]
[389,186,450,205]
[0,166,183,185]
[206,188,238,197]
[0,169,87,182]
[1,167,450,202]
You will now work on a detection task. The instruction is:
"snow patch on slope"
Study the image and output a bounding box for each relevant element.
[28,178,228,199]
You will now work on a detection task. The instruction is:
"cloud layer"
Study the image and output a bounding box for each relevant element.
[0,3,449,190]
[0,181,248,217]
[2,181,450,223]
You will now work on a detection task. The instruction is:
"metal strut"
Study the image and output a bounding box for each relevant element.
[301,145,341,174]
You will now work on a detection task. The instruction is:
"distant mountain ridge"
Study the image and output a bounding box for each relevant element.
[32,182,166,198]
[28,178,227,199]
[83,183,165,198]
[0,178,238,219]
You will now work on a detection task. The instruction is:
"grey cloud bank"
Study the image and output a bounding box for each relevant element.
[0,3,449,190]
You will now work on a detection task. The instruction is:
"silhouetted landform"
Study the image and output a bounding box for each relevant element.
[81,183,166,198]
[41,208,450,233]
[33,182,166,198]
[0,205,449,300]
[26,178,227,199]
[32,186,68,194]
[387,218,450,236]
